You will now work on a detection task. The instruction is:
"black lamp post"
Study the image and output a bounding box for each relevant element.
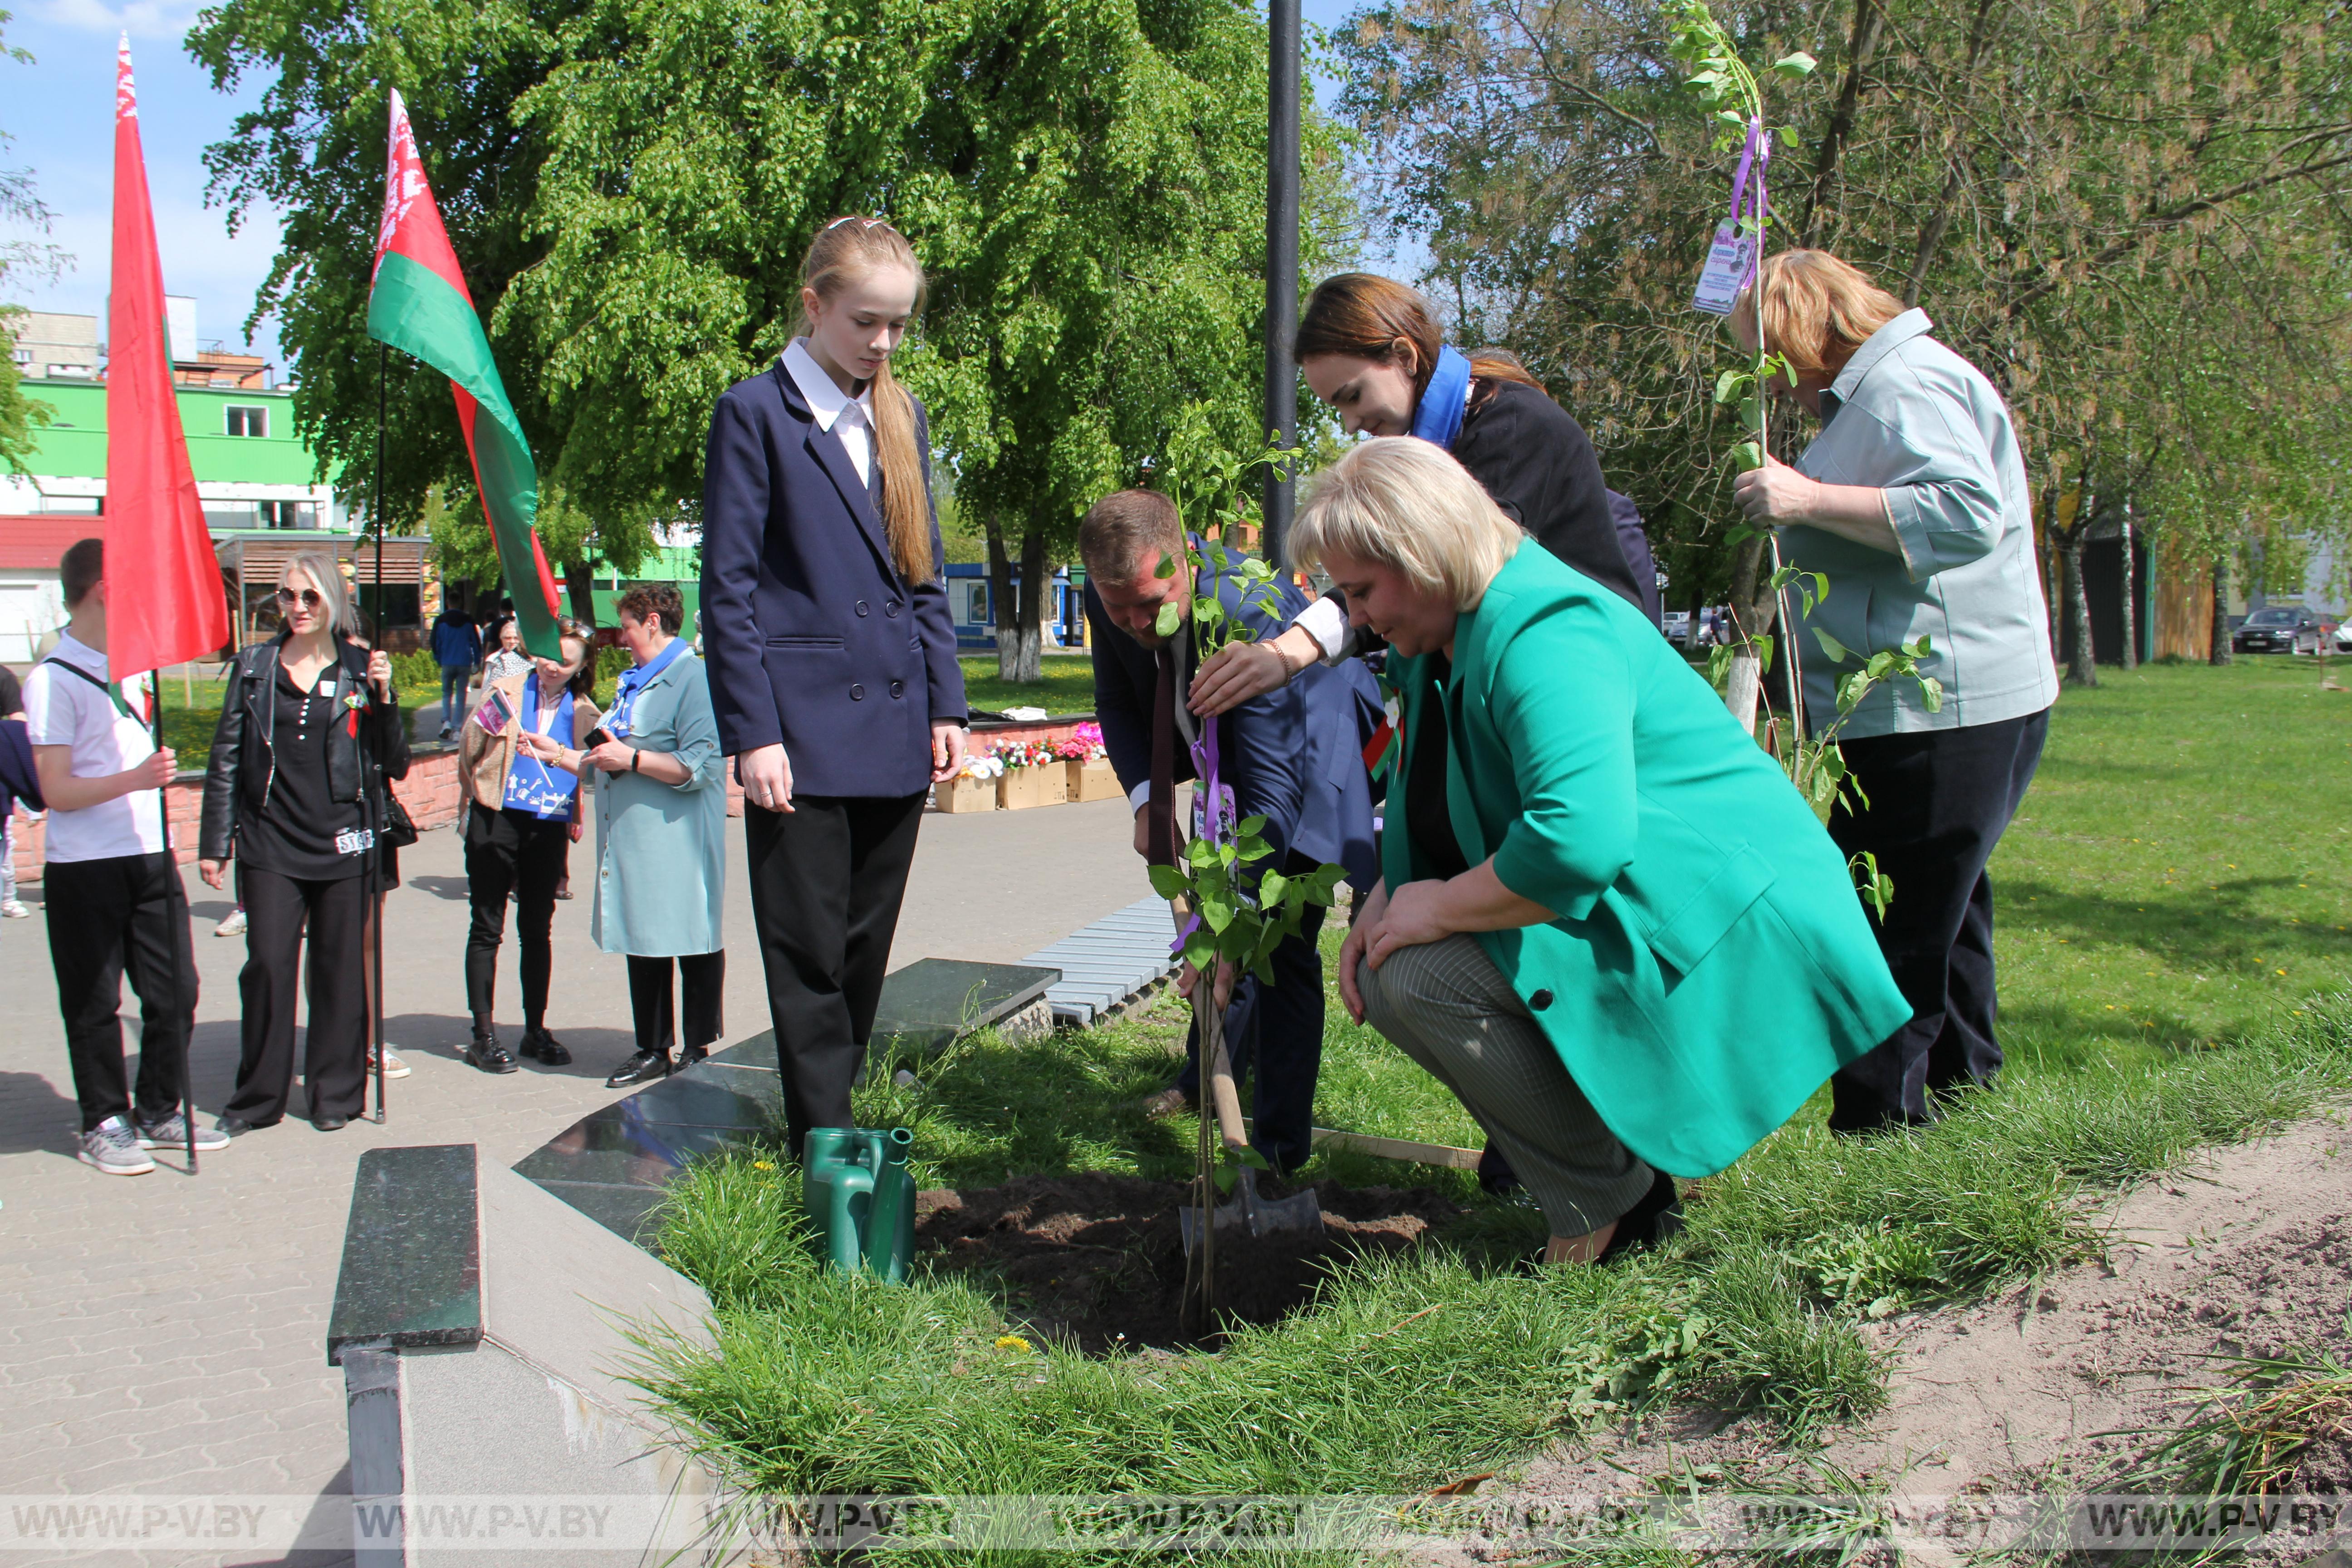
[1263,0,1301,569]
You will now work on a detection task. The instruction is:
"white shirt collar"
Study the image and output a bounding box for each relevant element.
[783,338,872,434]
[53,630,105,679]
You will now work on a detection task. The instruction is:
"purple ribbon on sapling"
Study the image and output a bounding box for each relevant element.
[1167,720,1237,956]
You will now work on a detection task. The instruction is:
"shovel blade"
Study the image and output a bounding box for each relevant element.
[1177,1177,1324,1254]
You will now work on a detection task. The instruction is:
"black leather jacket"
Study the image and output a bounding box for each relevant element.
[199,637,411,862]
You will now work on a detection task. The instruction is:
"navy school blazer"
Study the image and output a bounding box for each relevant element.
[699,359,970,799]
[1087,547,1383,891]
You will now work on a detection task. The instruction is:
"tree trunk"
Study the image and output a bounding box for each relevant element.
[1799,0,1886,245]
[2063,532,2097,686]
[1004,525,1048,684]
[564,559,598,629]
[985,512,1018,685]
[2209,556,2234,666]
[1718,534,1780,740]
[2117,519,2137,670]
[2037,471,2064,665]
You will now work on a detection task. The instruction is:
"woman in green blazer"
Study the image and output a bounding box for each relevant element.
[519,584,729,1089]
[1296,438,1910,1266]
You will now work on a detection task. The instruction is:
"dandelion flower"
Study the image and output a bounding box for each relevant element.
[995,1334,1033,1353]
[752,1160,775,1171]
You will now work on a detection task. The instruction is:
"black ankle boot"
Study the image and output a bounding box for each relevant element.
[466,1028,518,1075]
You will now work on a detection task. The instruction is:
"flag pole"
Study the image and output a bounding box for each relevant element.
[370,340,389,1125]
[148,668,197,1172]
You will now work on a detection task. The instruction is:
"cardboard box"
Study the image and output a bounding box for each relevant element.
[1065,758,1122,803]
[935,775,997,813]
[997,765,1069,811]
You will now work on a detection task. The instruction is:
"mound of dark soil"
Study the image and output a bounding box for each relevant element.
[914,1171,1466,1352]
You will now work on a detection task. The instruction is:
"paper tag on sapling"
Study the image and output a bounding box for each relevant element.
[1691,221,1756,315]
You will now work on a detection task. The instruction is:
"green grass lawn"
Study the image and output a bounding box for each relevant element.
[959,652,1098,717]
[620,657,2352,1533]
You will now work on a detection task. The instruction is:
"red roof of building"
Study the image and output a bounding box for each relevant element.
[0,516,103,572]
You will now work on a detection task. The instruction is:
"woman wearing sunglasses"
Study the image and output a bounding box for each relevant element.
[198,553,409,1134]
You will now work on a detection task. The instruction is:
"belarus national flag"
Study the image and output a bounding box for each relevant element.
[367,88,563,658]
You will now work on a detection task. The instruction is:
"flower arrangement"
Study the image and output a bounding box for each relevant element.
[1054,722,1107,763]
[991,739,1058,770]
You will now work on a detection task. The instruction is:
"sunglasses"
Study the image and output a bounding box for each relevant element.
[276,586,327,610]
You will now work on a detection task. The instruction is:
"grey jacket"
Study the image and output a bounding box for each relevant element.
[1778,309,2058,737]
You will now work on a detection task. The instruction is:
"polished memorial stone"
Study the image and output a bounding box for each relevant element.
[326,1144,482,1365]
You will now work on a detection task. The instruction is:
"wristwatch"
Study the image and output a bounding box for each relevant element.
[630,748,642,774]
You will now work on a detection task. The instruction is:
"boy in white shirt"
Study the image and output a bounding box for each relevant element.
[22,540,225,1175]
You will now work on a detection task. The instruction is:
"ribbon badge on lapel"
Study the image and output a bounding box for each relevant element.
[343,689,367,738]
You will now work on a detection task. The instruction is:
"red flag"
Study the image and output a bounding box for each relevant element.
[104,35,229,678]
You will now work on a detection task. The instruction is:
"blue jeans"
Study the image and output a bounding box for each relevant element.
[439,664,470,729]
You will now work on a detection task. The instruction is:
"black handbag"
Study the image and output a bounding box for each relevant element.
[378,772,419,849]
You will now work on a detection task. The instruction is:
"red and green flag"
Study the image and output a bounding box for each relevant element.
[368,88,562,658]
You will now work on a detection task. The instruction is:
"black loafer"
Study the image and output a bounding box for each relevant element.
[604,1049,672,1089]
[675,1044,710,1071]
[1597,1167,1686,1264]
[217,1115,272,1138]
[465,1032,519,1075]
[519,1028,573,1067]
[313,1115,350,1132]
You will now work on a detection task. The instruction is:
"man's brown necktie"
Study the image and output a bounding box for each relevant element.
[1147,643,1177,867]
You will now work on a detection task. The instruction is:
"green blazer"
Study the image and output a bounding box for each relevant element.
[1383,546,1910,1176]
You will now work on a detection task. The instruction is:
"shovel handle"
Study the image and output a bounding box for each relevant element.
[1196,988,1250,1152]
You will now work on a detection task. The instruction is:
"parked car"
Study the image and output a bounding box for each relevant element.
[2232,605,2325,656]
[2334,618,2352,655]
[1663,610,1693,645]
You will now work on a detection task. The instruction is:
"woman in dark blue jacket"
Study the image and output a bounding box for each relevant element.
[698,216,968,1157]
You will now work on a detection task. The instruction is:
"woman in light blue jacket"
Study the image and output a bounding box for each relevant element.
[1731,250,2058,1135]
[519,584,728,1089]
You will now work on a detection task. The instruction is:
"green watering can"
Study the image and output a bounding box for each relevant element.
[802,1127,916,1282]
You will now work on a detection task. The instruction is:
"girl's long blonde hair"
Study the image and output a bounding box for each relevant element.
[802,216,935,582]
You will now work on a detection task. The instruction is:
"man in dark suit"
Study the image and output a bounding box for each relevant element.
[1082,490,1381,1176]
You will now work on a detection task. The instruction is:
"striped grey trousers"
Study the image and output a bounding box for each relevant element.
[1356,933,1653,1239]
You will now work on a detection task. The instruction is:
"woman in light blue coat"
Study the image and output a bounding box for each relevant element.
[518,584,727,1088]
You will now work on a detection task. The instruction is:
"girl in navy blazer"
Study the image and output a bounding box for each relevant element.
[699,216,968,1156]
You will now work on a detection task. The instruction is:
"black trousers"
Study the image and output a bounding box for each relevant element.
[627,952,726,1055]
[1826,708,2051,1130]
[1173,858,1331,1175]
[229,864,368,1123]
[44,851,196,1132]
[744,792,926,1156]
[464,807,569,1033]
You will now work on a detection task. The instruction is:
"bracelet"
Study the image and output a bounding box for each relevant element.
[630,748,642,774]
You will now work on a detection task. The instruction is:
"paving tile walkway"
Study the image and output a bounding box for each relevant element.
[0,795,1151,1566]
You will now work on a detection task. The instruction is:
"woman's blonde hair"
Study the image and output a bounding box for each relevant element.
[801,216,934,583]
[280,550,353,638]
[1288,437,1523,610]
[1732,250,1906,382]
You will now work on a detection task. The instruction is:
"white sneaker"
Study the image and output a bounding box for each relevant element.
[373,1050,412,1080]
[216,908,248,936]
[134,1111,232,1152]
[78,1116,156,1176]
[0,900,29,919]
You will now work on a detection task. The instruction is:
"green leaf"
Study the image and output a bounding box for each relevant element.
[1237,839,1274,862]
[1153,601,1181,639]
[1738,396,1764,434]
[1186,836,1218,867]
[1211,1165,1237,1195]
[1812,626,1853,663]
[1921,677,1945,713]
[1729,441,1764,472]
[1771,50,1817,76]
[1199,894,1235,933]
[1866,651,1896,679]
[1714,368,1744,405]
[1715,109,1745,128]
[1235,1145,1270,1171]
[1182,930,1216,971]
[1153,551,1177,579]
[1147,864,1191,901]
[1775,124,1801,151]
[1754,632,1775,675]
[1236,814,1268,838]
